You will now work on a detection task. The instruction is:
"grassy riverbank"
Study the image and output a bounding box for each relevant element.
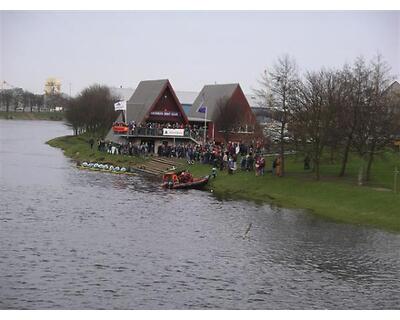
[0,111,65,121]
[47,134,146,168]
[48,134,400,232]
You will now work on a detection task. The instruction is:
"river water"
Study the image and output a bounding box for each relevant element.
[0,120,399,309]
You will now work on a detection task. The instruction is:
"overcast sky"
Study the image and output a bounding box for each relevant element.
[1,10,399,95]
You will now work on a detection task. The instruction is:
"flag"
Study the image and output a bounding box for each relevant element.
[197,100,207,113]
[114,100,127,111]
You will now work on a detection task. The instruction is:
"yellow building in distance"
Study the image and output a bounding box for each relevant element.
[44,78,61,95]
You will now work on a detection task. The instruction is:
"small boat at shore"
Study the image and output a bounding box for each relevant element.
[77,162,136,175]
[161,171,209,190]
[112,122,129,134]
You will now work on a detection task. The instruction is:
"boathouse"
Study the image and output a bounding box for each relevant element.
[106,79,201,152]
[187,83,263,143]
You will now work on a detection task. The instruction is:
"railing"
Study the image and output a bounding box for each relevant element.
[218,130,255,134]
[115,127,204,143]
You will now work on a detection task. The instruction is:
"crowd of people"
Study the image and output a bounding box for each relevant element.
[100,120,290,177]
[112,121,206,141]
[114,121,256,137]
[94,135,286,177]
[97,139,154,156]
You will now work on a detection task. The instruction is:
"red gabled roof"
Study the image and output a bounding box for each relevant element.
[143,80,189,124]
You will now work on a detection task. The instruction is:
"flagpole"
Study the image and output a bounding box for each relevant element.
[204,107,207,145]
[124,101,127,123]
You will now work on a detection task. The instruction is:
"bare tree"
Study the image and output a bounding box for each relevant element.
[33,94,44,112]
[46,93,68,112]
[291,70,339,180]
[65,84,118,136]
[1,89,14,113]
[359,55,396,183]
[337,57,371,177]
[22,90,36,112]
[11,88,24,111]
[255,54,299,176]
[65,98,84,135]
[214,97,244,142]
[256,53,399,183]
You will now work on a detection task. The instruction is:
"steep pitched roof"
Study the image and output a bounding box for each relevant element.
[126,79,168,124]
[187,83,239,121]
[126,79,187,124]
[175,91,199,105]
[387,80,400,94]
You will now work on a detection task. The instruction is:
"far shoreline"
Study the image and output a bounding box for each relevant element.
[0,111,65,121]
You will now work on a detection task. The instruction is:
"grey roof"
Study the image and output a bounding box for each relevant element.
[126,79,169,124]
[387,81,400,94]
[187,83,239,121]
[245,94,264,108]
[173,90,259,109]
[175,91,198,105]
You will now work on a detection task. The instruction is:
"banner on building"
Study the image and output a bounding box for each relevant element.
[163,128,184,137]
[114,100,127,111]
[150,111,179,117]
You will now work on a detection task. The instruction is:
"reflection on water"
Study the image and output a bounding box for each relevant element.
[0,120,399,309]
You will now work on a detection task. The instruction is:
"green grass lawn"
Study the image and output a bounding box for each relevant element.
[47,134,146,168]
[0,111,65,121]
[48,133,400,232]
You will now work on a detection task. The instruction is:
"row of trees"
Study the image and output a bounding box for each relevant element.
[255,54,400,184]
[0,88,68,112]
[65,85,118,136]
[1,88,42,112]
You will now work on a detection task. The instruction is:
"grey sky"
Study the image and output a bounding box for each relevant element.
[1,10,399,95]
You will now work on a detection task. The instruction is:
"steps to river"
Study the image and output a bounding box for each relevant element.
[132,157,182,176]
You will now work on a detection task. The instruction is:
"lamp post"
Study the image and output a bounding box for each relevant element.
[202,92,207,145]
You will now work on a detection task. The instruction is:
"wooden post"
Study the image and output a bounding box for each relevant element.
[358,163,364,186]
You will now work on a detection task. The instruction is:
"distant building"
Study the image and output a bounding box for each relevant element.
[44,78,61,95]
[387,81,400,115]
[175,91,198,115]
[386,80,400,139]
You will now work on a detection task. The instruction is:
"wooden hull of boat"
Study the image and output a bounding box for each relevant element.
[162,176,209,190]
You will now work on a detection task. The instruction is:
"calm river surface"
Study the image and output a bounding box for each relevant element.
[0,120,399,309]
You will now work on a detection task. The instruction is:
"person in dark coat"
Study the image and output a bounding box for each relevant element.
[89,138,94,150]
[272,157,277,175]
[304,155,311,170]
